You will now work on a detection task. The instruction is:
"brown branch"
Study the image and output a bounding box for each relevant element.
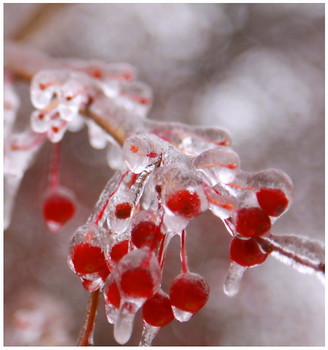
[78,289,100,346]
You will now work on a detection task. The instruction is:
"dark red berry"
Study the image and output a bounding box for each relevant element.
[166,190,201,219]
[230,237,269,267]
[142,291,174,327]
[115,202,132,219]
[169,273,209,313]
[256,188,289,217]
[131,221,163,249]
[105,280,121,308]
[71,243,110,280]
[235,207,271,237]
[43,192,75,231]
[110,240,129,263]
[120,267,156,299]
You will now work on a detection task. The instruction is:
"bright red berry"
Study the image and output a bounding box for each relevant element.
[235,207,271,237]
[115,202,132,219]
[142,291,174,327]
[256,188,289,217]
[230,237,269,267]
[131,221,163,249]
[105,280,121,309]
[169,272,209,313]
[166,190,201,219]
[71,243,110,280]
[120,267,156,299]
[43,192,75,232]
[110,240,129,263]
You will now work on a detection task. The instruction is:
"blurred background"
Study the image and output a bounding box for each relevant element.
[4,3,324,346]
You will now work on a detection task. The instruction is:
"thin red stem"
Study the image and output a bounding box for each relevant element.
[180,229,189,273]
[50,142,61,190]
[78,290,100,346]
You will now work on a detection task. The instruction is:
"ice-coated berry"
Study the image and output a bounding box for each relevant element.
[256,188,289,217]
[169,272,209,313]
[142,290,174,327]
[235,207,271,237]
[230,237,269,267]
[43,192,75,232]
[166,190,201,219]
[71,243,110,280]
[120,267,157,299]
[115,202,132,219]
[131,221,163,249]
[110,240,129,263]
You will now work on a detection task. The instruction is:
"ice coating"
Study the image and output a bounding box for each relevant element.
[68,223,110,291]
[139,323,160,346]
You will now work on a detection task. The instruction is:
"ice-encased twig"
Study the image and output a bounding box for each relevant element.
[257,234,325,282]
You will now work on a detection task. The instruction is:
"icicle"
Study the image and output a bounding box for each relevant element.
[223,261,247,297]
[139,322,160,346]
[113,301,138,345]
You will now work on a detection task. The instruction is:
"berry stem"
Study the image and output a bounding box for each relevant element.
[78,289,100,346]
[180,229,189,273]
[49,141,61,190]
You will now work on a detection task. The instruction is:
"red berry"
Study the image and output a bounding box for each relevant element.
[105,280,121,308]
[256,188,289,217]
[230,237,269,267]
[71,243,110,280]
[142,291,174,327]
[169,273,209,313]
[235,207,271,237]
[115,202,132,219]
[166,190,201,219]
[131,221,163,249]
[110,240,129,263]
[120,267,156,299]
[43,192,75,232]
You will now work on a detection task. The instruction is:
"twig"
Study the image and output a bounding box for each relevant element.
[78,290,100,346]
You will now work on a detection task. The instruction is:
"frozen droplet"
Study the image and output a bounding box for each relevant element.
[117,81,153,117]
[139,322,160,346]
[86,119,108,149]
[114,301,138,345]
[172,306,193,322]
[66,113,85,133]
[194,146,240,185]
[223,261,247,297]
[105,303,119,325]
[30,70,64,109]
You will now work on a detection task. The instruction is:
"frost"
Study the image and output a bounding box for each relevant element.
[139,323,160,346]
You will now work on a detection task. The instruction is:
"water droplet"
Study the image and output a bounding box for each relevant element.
[223,261,247,297]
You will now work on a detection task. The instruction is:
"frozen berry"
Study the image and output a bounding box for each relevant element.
[115,202,132,219]
[110,240,129,263]
[230,237,269,267]
[71,243,110,280]
[169,272,209,313]
[166,190,201,219]
[142,290,174,327]
[43,192,75,232]
[131,221,163,249]
[236,207,271,237]
[256,188,289,217]
[120,267,156,299]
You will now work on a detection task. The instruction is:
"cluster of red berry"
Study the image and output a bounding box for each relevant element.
[66,127,293,345]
